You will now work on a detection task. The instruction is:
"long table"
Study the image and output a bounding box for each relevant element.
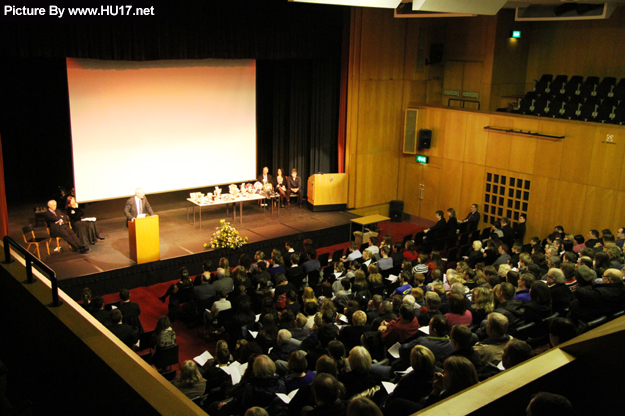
[186,193,279,228]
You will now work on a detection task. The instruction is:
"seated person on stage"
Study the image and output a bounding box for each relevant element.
[286,168,303,208]
[257,166,273,185]
[124,188,154,225]
[274,168,288,208]
[65,196,104,246]
[43,199,89,253]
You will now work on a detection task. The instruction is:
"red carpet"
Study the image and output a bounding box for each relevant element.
[101,220,425,365]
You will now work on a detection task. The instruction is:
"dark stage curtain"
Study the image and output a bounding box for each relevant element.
[0,1,345,205]
[256,59,340,189]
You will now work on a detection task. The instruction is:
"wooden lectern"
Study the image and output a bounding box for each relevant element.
[307,173,348,212]
[129,215,160,264]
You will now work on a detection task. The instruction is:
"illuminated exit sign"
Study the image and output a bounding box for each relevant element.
[417,155,429,164]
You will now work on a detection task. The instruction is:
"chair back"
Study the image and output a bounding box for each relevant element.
[307,269,321,287]
[137,329,155,351]
[22,225,35,242]
[160,369,177,381]
[178,286,195,304]
[317,252,330,266]
[154,344,179,370]
[331,249,344,263]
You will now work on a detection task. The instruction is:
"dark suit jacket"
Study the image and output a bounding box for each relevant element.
[43,209,71,236]
[286,176,301,191]
[464,211,481,231]
[124,196,154,221]
[109,323,138,348]
[257,174,273,184]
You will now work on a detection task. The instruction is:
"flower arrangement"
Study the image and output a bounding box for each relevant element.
[204,219,248,250]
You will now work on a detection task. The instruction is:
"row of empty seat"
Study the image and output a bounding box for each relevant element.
[512,74,625,125]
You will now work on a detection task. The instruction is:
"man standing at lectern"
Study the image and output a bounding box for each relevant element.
[124,188,154,226]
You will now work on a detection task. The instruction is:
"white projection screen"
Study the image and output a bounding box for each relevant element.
[66,58,257,202]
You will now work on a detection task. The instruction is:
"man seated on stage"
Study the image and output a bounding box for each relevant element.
[257,166,273,185]
[124,188,154,225]
[43,200,89,253]
[286,168,303,208]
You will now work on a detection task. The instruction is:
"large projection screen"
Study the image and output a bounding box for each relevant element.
[66,58,257,202]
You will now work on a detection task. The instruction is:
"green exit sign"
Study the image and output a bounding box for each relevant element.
[417,155,429,164]
[511,30,521,38]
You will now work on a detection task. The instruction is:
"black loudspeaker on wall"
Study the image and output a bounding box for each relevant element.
[390,200,404,223]
[418,129,432,150]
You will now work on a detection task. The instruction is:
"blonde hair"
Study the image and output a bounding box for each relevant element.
[302,287,318,304]
[472,286,493,314]
[352,310,367,326]
[410,345,435,373]
[179,360,202,387]
[411,287,424,303]
[348,346,372,373]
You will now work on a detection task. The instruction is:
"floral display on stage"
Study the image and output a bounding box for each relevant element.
[204,219,248,250]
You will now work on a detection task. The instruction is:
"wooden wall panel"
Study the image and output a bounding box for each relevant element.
[357,80,405,154]
[459,163,486,224]
[582,186,616,236]
[420,165,441,218]
[442,61,464,105]
[508,117,539,174]
[354,151,399,208]
[443,111,468,162]
[553,181,587,237]
[613,191,625,232]
[526,8,625,84]
[533,138,564,180]
[403,162,422,216]
[464,113,490,165]
[421,108,446,158]
[463,61,483,96]
[360,8,406,81]
[525,175,549,240]
[561,122,592,185]
[588,125,625,188]
[485,116,514,170]
[436,159,463,212]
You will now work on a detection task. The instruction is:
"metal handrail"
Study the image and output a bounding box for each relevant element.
[3,235,63,307]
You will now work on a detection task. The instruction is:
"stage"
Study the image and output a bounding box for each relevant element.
[8,194,360,299]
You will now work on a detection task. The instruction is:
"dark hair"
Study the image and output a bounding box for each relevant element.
[506,270,519,287]
[590,229,599,238]
[109,309,122,324]
[549,318,578,344]
[91,296,104,310]
[573,234,584,244]
[504,340,533,367]
[399,304,414,321]
[430,314,449,336]
[203,259,214,271]
[312,373,340,405]
[316,355,338,377]
[217,347,230,365]
[448,293,467,315]
[317,324,337,348]
[155,316,171,335]
[347,398,383,416]
[450,324,473,349]
[304,302,318,316]
[530,281,551,306]
[528,392,574,416]
[237,255,251,269]
[119,289,130,301]
[288,350,308,374]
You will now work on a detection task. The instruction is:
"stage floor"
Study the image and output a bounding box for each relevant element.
[8,200,357,281]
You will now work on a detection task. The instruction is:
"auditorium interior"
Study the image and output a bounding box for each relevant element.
[1,0,625,415]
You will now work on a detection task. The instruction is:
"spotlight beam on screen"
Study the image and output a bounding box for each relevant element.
[66,58,257,203]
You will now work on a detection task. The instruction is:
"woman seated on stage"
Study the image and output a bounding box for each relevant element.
[65,196,104,245]
[274,168,288,208]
